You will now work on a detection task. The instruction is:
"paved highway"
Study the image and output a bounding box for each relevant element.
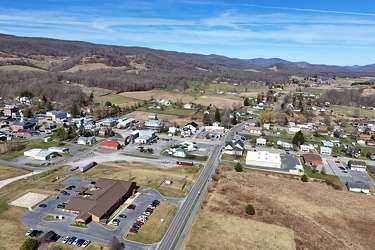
[157,144,222,250]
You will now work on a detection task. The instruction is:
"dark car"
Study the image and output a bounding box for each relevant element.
[76,239,85,247]
[127,204,136,210]
[67,236,76,245]
[57,204,64,209]
[39,204,47,208]
[132,223,141,230]
[153,200,160,205]
[119,214,127,218]
[30,230,43,237]
[90,181,96,185]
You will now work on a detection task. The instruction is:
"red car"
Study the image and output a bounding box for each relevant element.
[145,209,153,213]
[136,220,144,225]
[129,228,138,233]
[335,160,340,163]
[127,204,136,210]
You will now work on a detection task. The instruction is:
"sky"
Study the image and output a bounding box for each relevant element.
[1,0,375,66]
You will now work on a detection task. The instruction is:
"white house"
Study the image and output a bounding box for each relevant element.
[181,122,199,137]
[205,124,225,133]
[183,103,195,109]
[246,151,281,168]
[300,144,314,153]
[223,140,245,156]
[348,160,367,172]
[288,126,301,133]
[321,140,334,147]
[256,138,266,147]
[174,148,187,157]
[244,126,262,135]
[168,127,178,136]
[77,136,96,145]
[320,146,332,155]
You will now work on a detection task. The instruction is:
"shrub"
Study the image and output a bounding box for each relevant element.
[301,174,308,182]
[325,177,342,190]
[20,238,38,250]
[234,162,243,172]
[246,204,255,215]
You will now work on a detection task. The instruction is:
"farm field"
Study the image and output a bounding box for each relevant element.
[183,166,375,250]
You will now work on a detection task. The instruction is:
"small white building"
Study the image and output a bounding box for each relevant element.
[168,127,179,136]
[320,146,332,155]
[300,144,314,153]
[256,138,266,147]
[288,126,301,133]
[347,181,370,194]
[321,140,334,147]
[48,146,69,153]
[246,151,281,168]
[348,160,367,172]
[77,136,96,145]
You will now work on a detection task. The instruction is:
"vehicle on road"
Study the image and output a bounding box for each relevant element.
[112,219,120,225]
[176,161,194,166]
[39,204,47,208]
[342,170,348,173]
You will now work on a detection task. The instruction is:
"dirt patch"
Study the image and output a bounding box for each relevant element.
[200,167,375,250]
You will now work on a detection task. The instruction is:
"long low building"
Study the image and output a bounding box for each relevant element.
[64,178,137,224]
[246,151,282,168]
[23,148,58,161]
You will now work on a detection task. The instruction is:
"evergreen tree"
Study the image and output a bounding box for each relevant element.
[245,204,255,215]
[104,101,112,107]
[89,91,94,103]
[70,103,80,118]
[56,127,66,141]
[231,115,237,125]
[234,162,243,172]
[214,108,221,122]
[20,238,38,250]
[292,131,305,146]
[243,97,250,106]
[45,101,53,111]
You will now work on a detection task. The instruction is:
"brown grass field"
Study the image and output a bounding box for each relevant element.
[183,166,375,250]
[0,65,45,71]
[0,165,30,181]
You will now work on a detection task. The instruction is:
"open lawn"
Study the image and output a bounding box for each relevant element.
[72,162,201,198]
[0,140,63,161]
[125,111,202,127]
[0,65,45,71]
[331,105,375,119]
[185,166,375,250]
[0,165,30,181]
[63,63,113,72]
[125,202,177,244]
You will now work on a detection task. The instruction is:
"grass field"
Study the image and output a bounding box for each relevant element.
[0,165,30,181]
[331,105,375,119]
[77,162,201,198]
[63,63,113,72]
[0,140,62,161]
[184,166,375,250]
[125,202,177,243]
[0,65,45,71]
[182,209,295,250]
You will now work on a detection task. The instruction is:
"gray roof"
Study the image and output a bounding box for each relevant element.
[347,181,370,190]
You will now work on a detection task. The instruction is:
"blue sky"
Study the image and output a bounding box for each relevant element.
[1,0,375,65]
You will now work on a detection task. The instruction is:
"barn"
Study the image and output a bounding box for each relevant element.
[100,140,121,150]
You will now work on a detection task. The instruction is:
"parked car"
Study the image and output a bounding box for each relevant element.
[25,229,34,236]
[129,228,138,233]
[127,204,136,210]
[72,238,80,246]
[132,223,141,230]
[145,209,153,213]
[30,230,43,237]
[67,236,77,245]
[39,204,47,208]
[62,236,70,244]
[342,170,348,173]
[147,205,156,210]
[119,214,127,218]
[136,220,144,225]
[81,240,91,248]
[76,239,85,247]
[153,200,160,205]
[112,219,121,225]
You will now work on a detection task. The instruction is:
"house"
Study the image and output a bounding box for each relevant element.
[134,130,155,144]
[223,140,245,156]
[347,147,361,158]
[100,140,121,150]
[263,123,271,130]
[346,181,370,194]
[302,154,323,166]
[173,148,186,158]
[11,119,36,132]
[315,129,329,136]
[64,178,137,223]
[77,136,96,145]
[205,124,225,133]
[148,113,158,120]
[46,110,67,122]
[256,138,266,147]
[183,103,195,110]
[101,118,117,127]
[167,127,178,136]
[348,160,367,171]
[17,129,39,137]
[181,122,199,137]
[300,144,314,153]
[288,126,301,133]
[143,120,164,132]
[244,126,262,135]
[320,146,332,155]
[197,131,208,139]
[3,105,19,117]
[321,140,334,147]
[358,133,371,141]
[366,139,375,146]
[246,151,281,168]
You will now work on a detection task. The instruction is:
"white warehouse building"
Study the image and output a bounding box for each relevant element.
[246,151,282,168]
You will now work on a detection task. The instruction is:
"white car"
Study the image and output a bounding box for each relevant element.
[25,229,34,236]
[81,240,91,248]
[62,236,70,244]
[143,212,151,216]
[147,205,156,209]
[72,238,79,246]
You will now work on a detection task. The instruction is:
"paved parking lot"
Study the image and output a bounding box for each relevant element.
[21,176,182,249]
